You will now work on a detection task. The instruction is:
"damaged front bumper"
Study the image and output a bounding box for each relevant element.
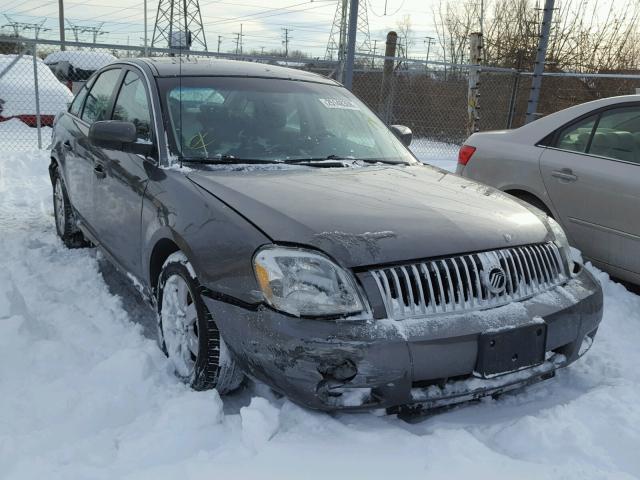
[203,266,603,412]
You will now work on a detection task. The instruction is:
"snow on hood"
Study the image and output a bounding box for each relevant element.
[44,50,117,70]
[0,55,73,116]
[187,164,550,267]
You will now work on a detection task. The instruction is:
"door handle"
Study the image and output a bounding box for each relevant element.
[93,163,106,179]
[551,169,577,182]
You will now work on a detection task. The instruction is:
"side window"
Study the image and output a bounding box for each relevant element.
[588,106,640,163]
[112,70,152,142]
[81,68,121,124]
[554,115,597,153]
[69,84,88,117]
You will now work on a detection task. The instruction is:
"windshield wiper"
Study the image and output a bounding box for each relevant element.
[283,155,354,164]
[179,155,281,165]
[283,156,409,165]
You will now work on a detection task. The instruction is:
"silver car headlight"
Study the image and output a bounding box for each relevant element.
[547,217,575,274]
[253,246,367,317]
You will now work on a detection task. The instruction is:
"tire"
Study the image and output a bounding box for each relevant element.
[51,166,91,248]
[157,251,244,393]
[509,191,554,219]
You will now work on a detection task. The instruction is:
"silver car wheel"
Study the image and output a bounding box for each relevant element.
[54,177,66,234]
[161,273,199,378]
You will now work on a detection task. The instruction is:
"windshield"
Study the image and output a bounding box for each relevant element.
[157,76,416,164]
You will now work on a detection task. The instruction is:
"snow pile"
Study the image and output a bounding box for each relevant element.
[0,147,639,479]
[0,118,51,150]
[240,397,281,449]
[0,55,73,117]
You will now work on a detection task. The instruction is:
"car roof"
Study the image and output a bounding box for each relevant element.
[127,57,339,85]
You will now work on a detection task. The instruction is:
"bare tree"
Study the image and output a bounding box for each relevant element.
[433,0,640,73]
[396,14,414,59]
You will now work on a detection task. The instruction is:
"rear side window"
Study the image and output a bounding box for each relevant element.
[112,70,152,142]
[589,107,640,164]
[69,84,88,117]
[554,115,597,153]
[81,68,121,123]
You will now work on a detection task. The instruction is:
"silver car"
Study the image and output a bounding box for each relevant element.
[457,95,640,285]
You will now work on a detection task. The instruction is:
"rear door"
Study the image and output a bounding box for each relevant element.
[540,104,640,274]
[92,68,154,277]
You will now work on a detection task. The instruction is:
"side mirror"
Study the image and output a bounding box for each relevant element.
[89,120,153,156]
[390,124,412,147]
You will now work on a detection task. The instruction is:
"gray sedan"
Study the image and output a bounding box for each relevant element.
[458,95,640,286]
[50,58,602,412]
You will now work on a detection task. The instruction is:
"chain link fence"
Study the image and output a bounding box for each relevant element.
[2,36,640,162]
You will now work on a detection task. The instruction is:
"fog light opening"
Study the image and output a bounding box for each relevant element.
[318,359,358,383]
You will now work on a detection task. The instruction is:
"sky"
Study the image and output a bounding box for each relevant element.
[0,0,449,59]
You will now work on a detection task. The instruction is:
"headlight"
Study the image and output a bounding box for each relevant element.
[547,217,575,274]
[253,246,366,317]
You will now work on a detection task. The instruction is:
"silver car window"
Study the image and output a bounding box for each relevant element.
[588,106,640,164]
[555,115,597,153]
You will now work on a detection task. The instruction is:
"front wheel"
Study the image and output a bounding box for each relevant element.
[157,252,244,393]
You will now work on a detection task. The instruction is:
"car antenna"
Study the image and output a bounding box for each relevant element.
[179,38,183,168]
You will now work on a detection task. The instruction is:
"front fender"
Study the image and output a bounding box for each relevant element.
[141,168,270,306]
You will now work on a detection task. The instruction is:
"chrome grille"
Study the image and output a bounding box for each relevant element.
[371,243,567,320]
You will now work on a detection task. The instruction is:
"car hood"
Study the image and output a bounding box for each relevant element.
[187,164,550,268]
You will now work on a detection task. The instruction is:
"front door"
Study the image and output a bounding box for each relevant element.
[92,69,154,278]
[540,104,640,275]
[76,67,123,234]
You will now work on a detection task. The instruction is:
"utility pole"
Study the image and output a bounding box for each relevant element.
[152,0,207,51]
[260,46,265,55]
[65,20,82,43]
[281,27,292,58]
[525,0,555,124]
[84,23,106,45]
[325,0,371,61]
[371,38,377,68]
[379,31,397,123]
[234,24,243,55]
[58,0,66,50]
[424,36,434,69]
[343,0,358,89]
[467,32,483,136]
[3,16,50,40]
[143,0,148,56]
[217,35,222,53]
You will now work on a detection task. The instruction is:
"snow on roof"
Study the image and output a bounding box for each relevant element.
[44,50,117,70]
[0,54,73,116]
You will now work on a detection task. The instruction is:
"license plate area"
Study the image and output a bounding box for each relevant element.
[476,323,547,377]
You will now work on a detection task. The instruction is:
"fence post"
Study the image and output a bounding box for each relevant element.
[379,31,397,124]
[467,32,482,137]
[343,0,359,90]
[525,0,555,124]
[506,50,524,128]
[32,44,42,150]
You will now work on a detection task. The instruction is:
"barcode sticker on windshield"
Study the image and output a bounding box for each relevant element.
[318,98,360,110]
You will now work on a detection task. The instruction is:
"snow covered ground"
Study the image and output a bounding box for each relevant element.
[1,142,640,479]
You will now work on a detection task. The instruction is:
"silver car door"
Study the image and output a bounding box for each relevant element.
[540,104,640,275]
